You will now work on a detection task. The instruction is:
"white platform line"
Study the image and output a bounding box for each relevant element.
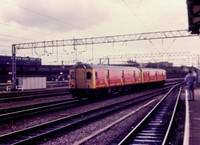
[183,90,190,145]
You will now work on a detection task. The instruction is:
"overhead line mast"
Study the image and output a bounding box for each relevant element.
[14,29,196,49]
[11,29,197,90]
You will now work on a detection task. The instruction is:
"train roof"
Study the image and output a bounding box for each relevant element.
[141,68,166,72]
[70,62,165,71]
[70,63,140,70]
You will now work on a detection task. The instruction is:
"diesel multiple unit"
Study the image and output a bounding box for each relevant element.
[69,63,166,99]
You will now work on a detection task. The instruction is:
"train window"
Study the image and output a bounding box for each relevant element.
[122,71,124,78]
[106,71,109,79]
[86,72,92,80]
[133,71,135,78]
[95,72,98,79]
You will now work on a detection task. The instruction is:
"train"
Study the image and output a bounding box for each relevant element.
[69,62,166,99]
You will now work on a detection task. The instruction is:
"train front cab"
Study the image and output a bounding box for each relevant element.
[69,64,95,99]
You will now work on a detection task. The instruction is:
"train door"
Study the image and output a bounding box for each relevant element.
[69,69,75,89]
[132,71,135,83]
[155,71,158,81]
[122,70,125,84]
[75,67,86,89]
[106,70,110,87]
[105,70,112,94]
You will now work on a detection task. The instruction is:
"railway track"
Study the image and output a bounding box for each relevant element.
[0,98,82,123]
[0,81,68,91]
[0,79,182,103]
[0,84,175,123]
[0,86,172,145]
[118,85,182,145]
[0,88,69,102]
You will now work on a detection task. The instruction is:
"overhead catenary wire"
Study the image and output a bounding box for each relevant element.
[0,22,53,36]
[0,33,37,41]
[121,0,162,53]
[0,0,108,60]
[121,0,149,32]
[1,0,102,36]
[165,38,177,53]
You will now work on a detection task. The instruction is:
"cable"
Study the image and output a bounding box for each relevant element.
[1,0,101,35]
[0,33,38,41]
[148,39,160,52]
[121,0,148,31]
[121,0,162,53]
[0,22,54,36]
[165,38,176,53]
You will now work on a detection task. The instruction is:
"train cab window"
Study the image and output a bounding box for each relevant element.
[86,72,92,80]
[70,72,75,79]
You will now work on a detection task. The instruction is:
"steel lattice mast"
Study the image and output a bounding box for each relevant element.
[11,29,197,90]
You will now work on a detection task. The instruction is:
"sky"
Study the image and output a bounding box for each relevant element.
[0,0,199,66]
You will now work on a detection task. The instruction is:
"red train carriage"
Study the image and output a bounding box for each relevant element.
[141,68,166,87]
[69,63,166,99]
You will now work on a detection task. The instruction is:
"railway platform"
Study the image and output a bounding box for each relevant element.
[184,87,200,145]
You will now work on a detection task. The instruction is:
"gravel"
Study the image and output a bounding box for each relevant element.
[0,94,72,108]
[41,99,159,145]
[0,89,161,144]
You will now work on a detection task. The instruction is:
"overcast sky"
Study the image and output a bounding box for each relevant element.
[0,0,199,65]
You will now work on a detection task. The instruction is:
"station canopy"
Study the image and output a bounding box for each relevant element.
[187,0,200,34]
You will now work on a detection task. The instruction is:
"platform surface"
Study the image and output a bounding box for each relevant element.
[187,88,200,145]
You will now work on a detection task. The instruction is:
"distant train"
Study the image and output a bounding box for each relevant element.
[69,62,166,99]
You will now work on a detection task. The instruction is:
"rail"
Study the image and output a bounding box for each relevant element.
[0,86,172,144]
[0,88,69,102]
[118,84,182,145]
[0,80,68,91]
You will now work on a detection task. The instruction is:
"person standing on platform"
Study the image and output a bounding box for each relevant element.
[184,70,196,101]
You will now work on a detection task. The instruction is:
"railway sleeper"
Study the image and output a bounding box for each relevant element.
[134,135,163,140]
[138,132,164,136]
[133,138,163,143]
